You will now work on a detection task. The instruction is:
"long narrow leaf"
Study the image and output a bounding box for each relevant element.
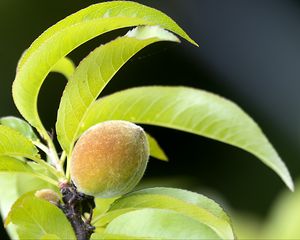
[82,86,293,190]
[56,26,179,154]
[146,133,168,161]
[13,1,196,138]
[51,57,75,80]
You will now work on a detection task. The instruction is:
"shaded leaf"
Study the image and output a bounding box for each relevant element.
[105,208,220,239]
[0,116,38,141]
[6,193,76,240]
[13,1,196,138]
[93,197,119,223]
[56,26,179,154]
[146,133,168,161]
[262,179,300,239]
[83,86,293,190]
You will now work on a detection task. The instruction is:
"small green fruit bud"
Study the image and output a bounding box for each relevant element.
[35,189,60,204]
[70,120,149,198]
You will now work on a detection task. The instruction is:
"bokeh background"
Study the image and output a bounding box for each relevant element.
[0,0,299,239]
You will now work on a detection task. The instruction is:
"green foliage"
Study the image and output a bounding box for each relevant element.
[0,156,33,173]
[102,208,220,239]
[0,116,38,141]
[0,170,58,239]
[56,26,179,157]
[51,57,75,80]
[82,86,293,190]
[13,1,195,140]
[0,125,39,159]
[94,187,234,239]
[0,1,294,239]
[6,193,76,240]
[145,133,168,161]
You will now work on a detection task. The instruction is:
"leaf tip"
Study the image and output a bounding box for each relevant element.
[190,39,199,47]
[287,178,295,192]
[126,26,180,43]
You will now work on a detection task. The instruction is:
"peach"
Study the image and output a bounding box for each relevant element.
[70,120,149,198]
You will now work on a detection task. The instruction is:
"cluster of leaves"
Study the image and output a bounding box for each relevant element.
[0,1,293,239]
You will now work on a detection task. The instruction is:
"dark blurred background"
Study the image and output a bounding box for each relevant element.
[0,0,299,239]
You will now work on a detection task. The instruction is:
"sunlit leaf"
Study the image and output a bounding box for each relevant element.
[0,116,38,141]
[0,125,59,179]
[104,208,220,239]
[0,167,58,218]
[0,125,39,160]
[94,187,233,239]
[40,234,61,240]
[56,26,179,154]
[0,171,58,240]
[0,163,59,240]
[13,1,196,138]
[83,86,293,190]
[91,232,142,240]
[6,193,76,240]
[146,133,168,161]
[51,57,75,80]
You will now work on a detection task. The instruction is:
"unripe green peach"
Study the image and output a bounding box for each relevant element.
[70,120,149,198]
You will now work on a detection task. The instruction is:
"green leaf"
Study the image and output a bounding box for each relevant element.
[146,133,168,161]
[0,125,39,160]
[40,234,61,240]
[51,57,75,80]
[0,156,33,173]
[94,187,233,239]
[93,197,119,222]
[0,125,59,178]
[83,86,293,190]
[0,169,58,218]
[6,193,76,240]
[0,156,58,186]
[0,116,38,141]
[104,208,220,239]
[91,232,143,240]
[56,26,179,154]
[13,1,196,139]
[0,166,58,239]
